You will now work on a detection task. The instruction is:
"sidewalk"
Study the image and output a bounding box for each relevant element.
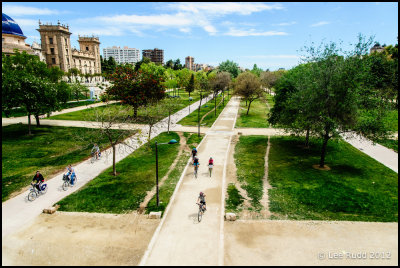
[140,96,241,266]
[2,95,211,239]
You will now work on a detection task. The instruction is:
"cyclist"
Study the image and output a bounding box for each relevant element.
[208,157,214,176]
[32,171,45,192]
[91,143,101,159]
[191,147,197,161]
[193,156,200,174]
[197,192,207,211]
[64,164,76,186]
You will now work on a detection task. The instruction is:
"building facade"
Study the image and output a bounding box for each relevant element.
[103,46,140,64]
[185,56,195,71]
[142,48,164,65]
[37,21,101,75]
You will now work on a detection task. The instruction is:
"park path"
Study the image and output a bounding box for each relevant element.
[140,96,240,266]
[1,94,212,239]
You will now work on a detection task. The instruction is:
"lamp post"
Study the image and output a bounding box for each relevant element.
[155,139,178,207]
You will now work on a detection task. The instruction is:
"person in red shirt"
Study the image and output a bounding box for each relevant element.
[32,171,45,192]
[208,157,214,177]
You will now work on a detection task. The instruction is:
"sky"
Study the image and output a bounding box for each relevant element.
[2,2,398,71]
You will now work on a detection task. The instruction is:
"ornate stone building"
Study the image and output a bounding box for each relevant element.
[37,21,101,75]
[2,13,35,56]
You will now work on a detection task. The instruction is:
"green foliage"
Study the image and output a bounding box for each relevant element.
[186,73,195,96]
[236,94,271,128]
[233,72,263,115]
[100,56,117,75]
[268,136,398,222]
[218,60,241,78]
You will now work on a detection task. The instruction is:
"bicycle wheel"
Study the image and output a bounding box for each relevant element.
[195,167,198,178]
[62,181,69,191]
[28,191,37,201]
[209,167,212,177]
[41,184,48,194]
[198,208,202,222]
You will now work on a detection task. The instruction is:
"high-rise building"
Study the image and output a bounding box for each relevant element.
[142,48,164,65]
[185,56,194,71]
[103,46,140,64]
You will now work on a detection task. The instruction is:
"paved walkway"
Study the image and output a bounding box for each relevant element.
[140,97,241,266]
[1,101,119,127]
[2,95,211,239]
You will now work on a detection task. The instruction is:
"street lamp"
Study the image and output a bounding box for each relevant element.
[155,139,178,207]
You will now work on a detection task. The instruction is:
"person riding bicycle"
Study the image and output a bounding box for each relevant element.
[91,143,101,159]
[32,171,44,192]
[197,192,207,211]
[193,156,200,171]
[191,147,198,161]
[208,157,214,167]
[64,164,76,186]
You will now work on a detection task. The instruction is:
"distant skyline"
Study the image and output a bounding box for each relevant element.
[2,2,398,71]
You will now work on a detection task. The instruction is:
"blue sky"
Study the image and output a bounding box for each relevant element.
[2,2,398,70]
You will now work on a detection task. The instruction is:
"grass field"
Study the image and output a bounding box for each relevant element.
[56,132,182,213]
[235,96,271,128]
[178,93,231,127]
[48,91,203,122]
[2,124,133,202]
[268,136,398,222]
[233,135,268,210]
[2,100,101,118]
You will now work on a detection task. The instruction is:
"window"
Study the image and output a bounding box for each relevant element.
[49,37,53,44]
[50,48,54,54]
[52,58,56,64]
[86,46,89,51]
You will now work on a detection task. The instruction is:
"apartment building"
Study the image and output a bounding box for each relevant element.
[142,48,164,65]
[103,46,140,64]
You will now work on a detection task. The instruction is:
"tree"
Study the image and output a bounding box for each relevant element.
[2,50,64,133]
[186,73,195,97]
[107,64,166,118]
[218,60,241,78]
[234,72,263,115]
[140,103,166,145]
[176,68,191,96]
[173,58,183,70]
[87,104,136,176]
[165,59,174,69]
[70,82,89,101]
[134,57,151,71]
[162,97,180,133]
[210,71,231,116]
[250,64,263,77]
[270,35,391,168]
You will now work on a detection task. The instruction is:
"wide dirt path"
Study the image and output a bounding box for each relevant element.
[140,97,240,266]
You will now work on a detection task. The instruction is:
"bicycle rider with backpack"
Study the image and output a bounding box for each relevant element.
[191,147,197,162]
[193,156,200,174]
[64,164,76,186]
[32,171,45,192]
[197,192,207,211]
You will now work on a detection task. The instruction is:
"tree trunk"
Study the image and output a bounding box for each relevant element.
[305,128,310,147]
[167,112,171,134]
[112,144,116,176]
[214,94,217,117]
[198,95,202,137]
[134,106,138,118]
[148,125,152,144]
[246,100,253,115]
[28,113,32,135]
[222,91,224,106]
[319,131,330,168]
[245,99,248,107]
[34,114,41,126]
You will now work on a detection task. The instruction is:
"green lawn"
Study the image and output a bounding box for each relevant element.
[56,132,182,214]
[48,91,202,122]
[233,135,268,210]
[2,124,133,202]
[235,95,271,128]
[2,100,101,118]
[178,93,231,127]
[268,136,398,222]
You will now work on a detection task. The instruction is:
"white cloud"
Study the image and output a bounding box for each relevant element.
[2,4,60,16]
[9,18,38,28]
[224,28,288,37]
[243,55,300,59]
[166,2,284,16]
[310,21,331,27]
[273,21,297,26]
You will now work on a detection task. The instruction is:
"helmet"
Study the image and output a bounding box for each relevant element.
[200,192,204,196]
[210,157,212,159]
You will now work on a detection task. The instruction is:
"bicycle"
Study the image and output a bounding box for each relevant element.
[90,151,101,163]
[197,202,206,222]
[28,182,48,201]
[193,163,199,178]
[62,174,77,191]
[208,164,213,177]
